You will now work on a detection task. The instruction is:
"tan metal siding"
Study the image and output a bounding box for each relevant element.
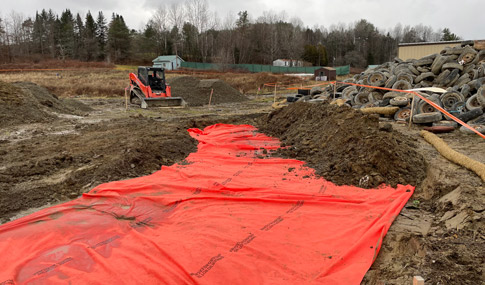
[398,43,461,60]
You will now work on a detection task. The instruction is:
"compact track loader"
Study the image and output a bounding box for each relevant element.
[129,67,185,108]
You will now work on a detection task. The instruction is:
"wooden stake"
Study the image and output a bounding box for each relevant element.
[413,276,424,285]
[333,82,337,99]
[208,88,214,106]
[408,93,416,129]
[274,84,277,103]
[125,88,128,111]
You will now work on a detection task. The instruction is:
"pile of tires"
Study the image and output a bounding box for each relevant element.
[314,42,485,133]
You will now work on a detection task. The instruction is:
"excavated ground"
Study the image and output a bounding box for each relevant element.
[258,102,484,284]
[168,76,248,106]
[258,102,427,188]
[0,80,483,284]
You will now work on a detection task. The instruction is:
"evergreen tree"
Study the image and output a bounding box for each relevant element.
[74,13,84,59]
[441,28,460,41]
[95,11,107,60]
[58,9,75,59]
[107,13,131,63]
[84,11,98,61]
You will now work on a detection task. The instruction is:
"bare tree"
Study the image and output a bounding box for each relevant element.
[151,5,169,53]
[168,3,185,31]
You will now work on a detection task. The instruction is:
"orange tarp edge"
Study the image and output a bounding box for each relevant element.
[0,124,414,284]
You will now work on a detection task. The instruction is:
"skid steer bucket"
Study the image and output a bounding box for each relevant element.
[141,97,186,109]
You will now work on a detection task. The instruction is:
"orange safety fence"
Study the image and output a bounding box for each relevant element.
[0,124,414,284]
[270,79,484,140]
[335,81,485,140]
[0,68,82,72]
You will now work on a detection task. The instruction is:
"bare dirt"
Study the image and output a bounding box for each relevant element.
[168,76,248,106]
[0,79,484,284]
[0,81,268,223]
[259,102,484,284]
[259,102,427,188]
[0,81,91,127]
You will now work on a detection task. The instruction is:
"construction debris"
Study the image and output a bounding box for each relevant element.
[168,76,248,106]
[289,43,485,132]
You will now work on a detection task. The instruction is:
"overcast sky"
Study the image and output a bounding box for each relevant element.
[1,0,483,40]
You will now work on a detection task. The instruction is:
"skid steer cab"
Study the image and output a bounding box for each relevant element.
[129,66,185,109]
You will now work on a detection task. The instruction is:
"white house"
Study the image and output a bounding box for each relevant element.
[152,55,185,70]
[272,59,304,67]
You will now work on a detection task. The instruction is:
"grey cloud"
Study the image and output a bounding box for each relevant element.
[1,0,483,39]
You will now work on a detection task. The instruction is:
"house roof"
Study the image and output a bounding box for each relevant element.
[398,40,463,47]
[274,59,300,62]
[152,55,185,62]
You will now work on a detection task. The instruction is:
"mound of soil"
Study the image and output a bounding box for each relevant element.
[168,76,247,106]
[0,81,92,127]
[0,117,197,223]
[258,102,427,188]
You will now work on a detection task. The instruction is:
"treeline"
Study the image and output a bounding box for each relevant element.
[0,0,461,67]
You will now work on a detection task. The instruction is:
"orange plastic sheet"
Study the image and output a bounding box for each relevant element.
[0,124,414,284]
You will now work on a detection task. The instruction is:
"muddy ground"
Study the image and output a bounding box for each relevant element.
[0,82,484,284]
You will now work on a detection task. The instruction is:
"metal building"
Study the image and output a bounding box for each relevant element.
[398,40,463,61]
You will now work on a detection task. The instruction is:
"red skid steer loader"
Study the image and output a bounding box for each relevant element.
[129,66,186,108]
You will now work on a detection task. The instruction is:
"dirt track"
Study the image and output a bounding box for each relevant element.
[0,82,484,284]
[0,86,269,222]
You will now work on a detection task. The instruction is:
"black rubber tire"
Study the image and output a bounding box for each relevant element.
[452,101,468,114]
[441,69,460,87]
[298,89,310,96]
[458,46,477,65]
[435,69,451,85]
[416,97,442,114]
[379,98,391,107]
[433,120,458,128]
[342,86,357,99]
[383,92,400,99]
[353,92,371,105]
[394,107,412,121]
[369,91,383,101]
[477,86,485,107]
[408,65,420,76]
[460,84,471,97]
[390,96,409,107]
[460,125,485,134]
[413,112,442,124]
[469,114,485,125]
[431,55,448,74]
[456,108,484,122]
[440,91,465,110]
[454,74,471,88]
[414,57,434,66]
[384,75,397,88]
[396,72,414,84]
[310,86,323,96]
[367,72,387,87]
[287,96,297,103]
[414,72,435,84]
[466,94,481,110]
[392,80,412,90]
[441,62,463,71]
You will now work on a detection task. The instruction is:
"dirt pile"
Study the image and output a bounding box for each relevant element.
[168,76,247,106]
[0,81,92,127]
[0,117,197,223]
[258,102,427,188]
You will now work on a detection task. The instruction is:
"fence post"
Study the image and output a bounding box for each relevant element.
[274,84,277,103]
[333,82,337,99]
